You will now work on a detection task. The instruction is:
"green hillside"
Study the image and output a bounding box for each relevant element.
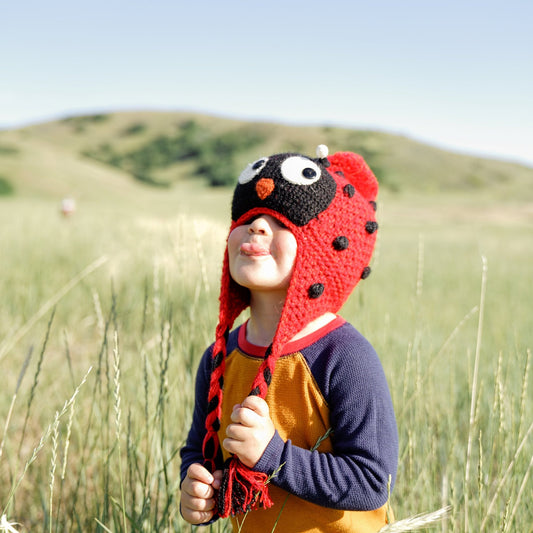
[1,110,532,204]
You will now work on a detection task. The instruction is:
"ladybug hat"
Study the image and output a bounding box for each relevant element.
[203,145,379,517]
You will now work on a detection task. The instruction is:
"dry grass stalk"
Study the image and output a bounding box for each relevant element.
[113,330,128,533]
[0,255,108,362]
[464,255,487,532]
[377,506,451,532]
[399,304,478,418]
[19,310,55,456]
[194,220,211,295]
[2,366,92,516]
[517,349,530,441]
[480,418,533,532]
[416,233,424,299]
[504,447,533,533]
[92,288,105,340]
[48,412,60,533]
[0,347,33,460]
[153,259,161,326]
[61,399,76,481]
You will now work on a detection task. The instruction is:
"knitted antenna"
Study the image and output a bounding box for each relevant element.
[201,147,379,518]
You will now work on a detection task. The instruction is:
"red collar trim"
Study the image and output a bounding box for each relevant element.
[238,315,346,358]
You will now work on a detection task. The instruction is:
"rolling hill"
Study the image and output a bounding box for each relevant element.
[0,110,532,206]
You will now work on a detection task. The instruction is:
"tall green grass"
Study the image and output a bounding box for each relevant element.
[1,195,531,531]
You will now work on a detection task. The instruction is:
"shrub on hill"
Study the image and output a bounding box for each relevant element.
[0,175,14,195]
[82,119,264,187]
[195,127,265,186]
[0,143,20,156]
[121,122,147,136]
[61,114,110,133]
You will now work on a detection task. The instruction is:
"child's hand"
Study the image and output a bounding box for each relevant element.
[223,395,275,468]
[180,463,223,524]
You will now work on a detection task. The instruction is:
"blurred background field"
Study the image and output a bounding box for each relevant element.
[0,112,532,531]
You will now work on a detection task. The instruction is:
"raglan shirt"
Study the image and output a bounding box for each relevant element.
[180,316,398,532]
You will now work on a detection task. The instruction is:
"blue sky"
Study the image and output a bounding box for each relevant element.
[1,0,532,166]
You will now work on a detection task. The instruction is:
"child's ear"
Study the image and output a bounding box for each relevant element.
[327,152,379,202]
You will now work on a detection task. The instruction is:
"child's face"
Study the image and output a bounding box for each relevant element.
[228,214,297,294]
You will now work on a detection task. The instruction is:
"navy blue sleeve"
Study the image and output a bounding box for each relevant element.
[253,322,398,511]
[179,343,222,526]
[179,344,214,485]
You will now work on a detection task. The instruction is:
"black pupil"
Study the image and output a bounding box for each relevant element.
[252,160,265,170]
[302,167,316,179]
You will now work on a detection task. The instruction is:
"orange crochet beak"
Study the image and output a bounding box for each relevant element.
[255,178,275,200]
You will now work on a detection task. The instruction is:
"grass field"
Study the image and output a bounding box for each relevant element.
[1,184,532,531]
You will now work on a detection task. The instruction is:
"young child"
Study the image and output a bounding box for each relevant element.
[180,146,398,533]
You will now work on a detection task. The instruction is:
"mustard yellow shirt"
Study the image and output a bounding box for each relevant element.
[215,318,396,532]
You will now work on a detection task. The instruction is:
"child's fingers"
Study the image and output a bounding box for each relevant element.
[225,420,249,441]
[224,397,275,468]
[212,469,223,490]
[241,395,270,417]
[180,501,215,525]
[182,494,216,512]
[183,476,215,501]
[230,405,261,427]
[186,463,214,486]
[184,479,216,500]
[180,464,222,524]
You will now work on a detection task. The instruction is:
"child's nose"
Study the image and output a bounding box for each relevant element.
[248,217,270,235]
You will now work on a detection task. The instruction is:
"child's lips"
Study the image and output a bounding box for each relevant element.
[240,242,270,256]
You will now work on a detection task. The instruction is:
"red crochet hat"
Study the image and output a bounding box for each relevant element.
[203,145,379,517]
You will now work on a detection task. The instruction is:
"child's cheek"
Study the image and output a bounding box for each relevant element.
[227,228,244,259]
[275,232,297,269]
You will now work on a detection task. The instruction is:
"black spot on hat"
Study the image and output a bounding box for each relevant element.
[343,184,355,198]
[263,367,272,386]
[361,267,372,280]
[369,200,377,212]
[333,236,349,251]
[365,221,378,234]
[308,283,325,299]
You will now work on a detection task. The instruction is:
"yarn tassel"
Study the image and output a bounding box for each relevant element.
[216,456,274,518]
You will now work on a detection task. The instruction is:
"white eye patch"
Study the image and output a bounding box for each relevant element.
[280,156,321,185]
[238,157,269,184]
